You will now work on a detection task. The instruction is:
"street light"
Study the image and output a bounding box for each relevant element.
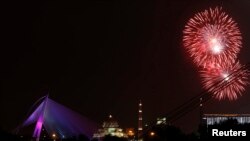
[52,133,56,141]
[150,131,155,137]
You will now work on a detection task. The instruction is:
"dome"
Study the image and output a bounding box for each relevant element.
[102,115,119,128]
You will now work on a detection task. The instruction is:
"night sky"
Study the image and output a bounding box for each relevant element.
[2,0,250,134]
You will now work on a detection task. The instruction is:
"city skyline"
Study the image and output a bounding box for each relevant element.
[2,0,250,135]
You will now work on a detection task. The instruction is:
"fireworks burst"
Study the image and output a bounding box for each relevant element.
[183,7,242,67]
[183,7,249,100]
[200,62,249,100]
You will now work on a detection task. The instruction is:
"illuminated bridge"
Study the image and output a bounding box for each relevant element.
[16,95,97,141]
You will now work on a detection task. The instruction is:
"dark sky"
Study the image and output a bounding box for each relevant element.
[2,0,250,133]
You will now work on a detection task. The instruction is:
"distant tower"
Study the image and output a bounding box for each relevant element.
[138,100,143,141]
[200,97,203,124]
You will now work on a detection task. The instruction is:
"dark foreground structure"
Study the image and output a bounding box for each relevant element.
[3,111,250,141]
[2,119,250,141]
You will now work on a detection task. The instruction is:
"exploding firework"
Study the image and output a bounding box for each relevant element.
[183,7,242,67]
[200,62,249,100]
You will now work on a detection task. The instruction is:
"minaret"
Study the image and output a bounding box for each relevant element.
[199,97,203,124]
[138,100,143,141]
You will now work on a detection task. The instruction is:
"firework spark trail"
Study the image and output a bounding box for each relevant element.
[200,61,249,100]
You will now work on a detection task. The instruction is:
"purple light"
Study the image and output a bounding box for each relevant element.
[36,121,43,129]
[20,96,97,140]
[33,116,43,138]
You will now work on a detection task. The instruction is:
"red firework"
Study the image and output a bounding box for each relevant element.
[183,7,242,67]
[200,61,249,100]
